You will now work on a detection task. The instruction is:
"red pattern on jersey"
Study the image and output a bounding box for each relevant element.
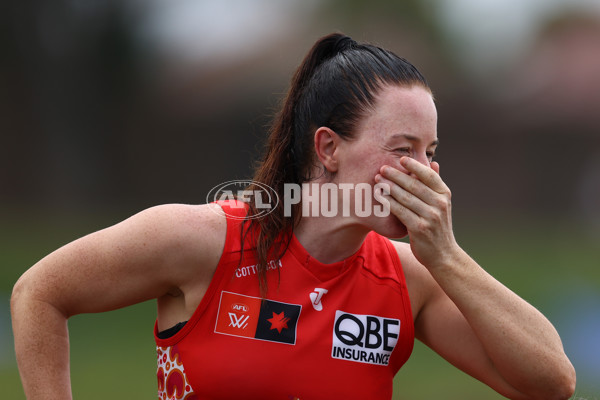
[156,345,196,400]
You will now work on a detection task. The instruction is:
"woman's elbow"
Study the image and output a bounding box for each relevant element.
[551,362,576,400]
[532,360,576,400]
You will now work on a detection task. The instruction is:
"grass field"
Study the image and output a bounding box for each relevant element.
[1,210,598,399]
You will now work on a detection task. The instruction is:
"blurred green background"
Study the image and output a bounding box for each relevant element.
[2,0,599,398]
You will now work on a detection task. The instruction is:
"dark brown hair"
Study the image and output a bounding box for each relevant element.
[244,32,430,294]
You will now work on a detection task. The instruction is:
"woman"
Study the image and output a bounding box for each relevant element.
[11,33,575,399]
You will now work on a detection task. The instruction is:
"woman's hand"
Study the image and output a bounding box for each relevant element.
[376,156,459,269]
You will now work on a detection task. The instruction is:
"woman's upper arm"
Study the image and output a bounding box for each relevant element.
[13,203,226,318]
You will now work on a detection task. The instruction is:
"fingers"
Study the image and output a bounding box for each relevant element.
[378,164,447,207]
[398,157,448,195]
[374,158,452,228]
[375,158,456,268]
[375,174,428,220]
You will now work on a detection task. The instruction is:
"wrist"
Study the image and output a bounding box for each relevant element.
[426,242,469,273]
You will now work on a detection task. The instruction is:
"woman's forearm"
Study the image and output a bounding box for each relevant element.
[11,276,73,400]
[430,246,576,399]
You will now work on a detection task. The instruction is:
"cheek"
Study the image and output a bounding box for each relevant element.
[344,150,382,181]
[378,156,410,176]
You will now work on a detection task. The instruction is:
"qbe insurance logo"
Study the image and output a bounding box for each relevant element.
[331,310,400,366]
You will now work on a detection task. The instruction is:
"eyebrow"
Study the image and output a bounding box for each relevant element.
[390,133,439,147]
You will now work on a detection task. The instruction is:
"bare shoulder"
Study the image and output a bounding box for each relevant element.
[130,202,225,232]
[132,203,226,254]
[126,202,228,283]
[142,203,228,327]
[388,240,440,322]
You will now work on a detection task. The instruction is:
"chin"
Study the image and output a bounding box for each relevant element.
[371,217,408,240]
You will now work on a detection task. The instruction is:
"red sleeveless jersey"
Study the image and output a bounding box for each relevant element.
[154,201,414,400]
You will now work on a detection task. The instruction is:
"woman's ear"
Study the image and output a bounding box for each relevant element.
[314,127,339,172]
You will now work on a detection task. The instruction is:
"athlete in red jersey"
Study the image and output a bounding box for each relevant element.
[12,33,575,400]
[155,200,414,399]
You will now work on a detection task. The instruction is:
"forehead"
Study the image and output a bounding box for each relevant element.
[358,85,438,142]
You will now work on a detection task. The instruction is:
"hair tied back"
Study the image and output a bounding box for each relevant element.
[333,34,357,54]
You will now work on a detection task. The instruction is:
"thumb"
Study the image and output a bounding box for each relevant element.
[431,161,440,175]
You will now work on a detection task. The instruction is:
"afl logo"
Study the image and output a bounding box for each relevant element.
[231,303,249,312]
[206,180,279,220]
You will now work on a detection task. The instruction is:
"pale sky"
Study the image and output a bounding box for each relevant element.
[133,0,320,64]
[132,0,600,73]
[433,0,600,74]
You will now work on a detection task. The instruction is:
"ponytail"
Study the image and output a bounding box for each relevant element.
[243,33,429,296]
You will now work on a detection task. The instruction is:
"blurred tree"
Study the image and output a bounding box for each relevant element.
[321,0,440,39]
[0,1,139,212]
[319,0,461,82]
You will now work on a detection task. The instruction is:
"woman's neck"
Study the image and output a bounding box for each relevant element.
[293,216,370,264]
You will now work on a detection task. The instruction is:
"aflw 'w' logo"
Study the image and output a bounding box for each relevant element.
[216,291,301,345]
[228,312,250,329]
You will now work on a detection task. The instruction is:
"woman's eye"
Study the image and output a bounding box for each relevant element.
[395,148,411,154]
[427,151,436,161]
